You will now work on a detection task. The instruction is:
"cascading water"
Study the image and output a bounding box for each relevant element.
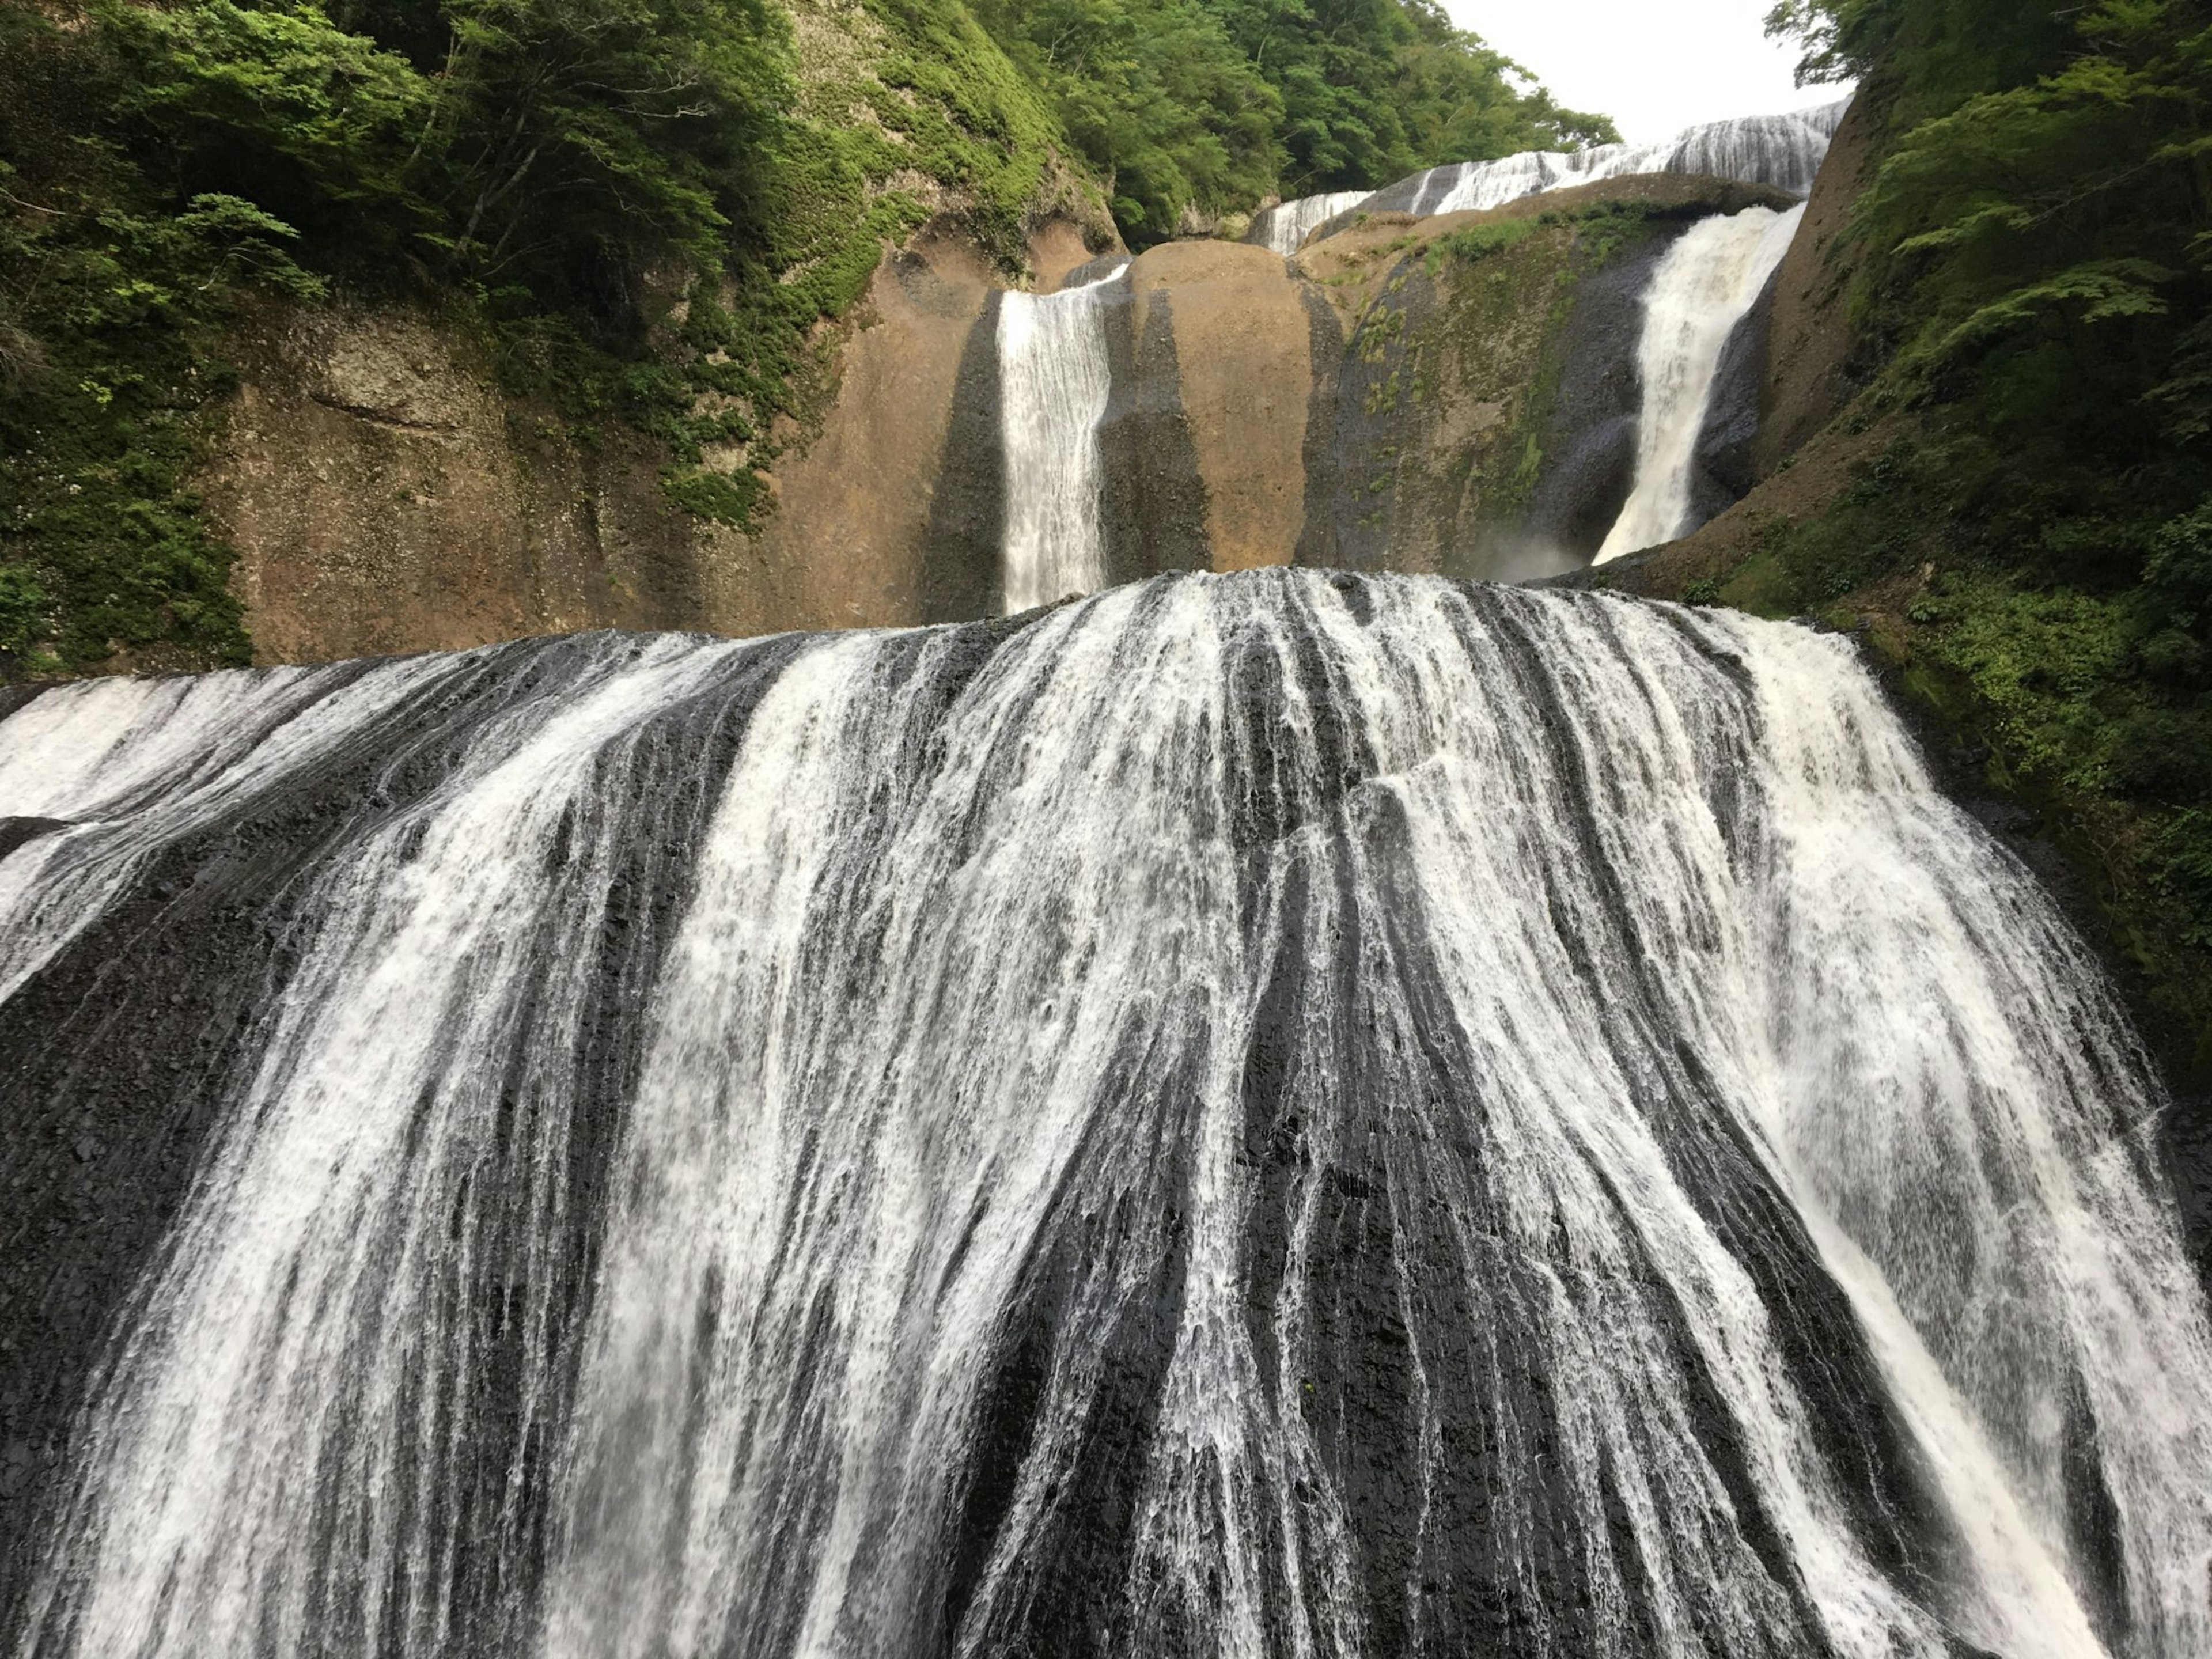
[1598,203,1806,562]
[1411,101,1846,217]
[1263,101,1847,249]
[5,569,2210,1658]
[1248,191,1371,257]
[997,269,1123,613]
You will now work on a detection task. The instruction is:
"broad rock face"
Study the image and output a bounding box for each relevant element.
[195,84,1872,660]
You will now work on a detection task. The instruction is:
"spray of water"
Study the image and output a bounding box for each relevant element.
[8,571,2209,1658]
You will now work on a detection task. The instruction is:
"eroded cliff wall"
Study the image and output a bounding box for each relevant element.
[194,169,1828,655]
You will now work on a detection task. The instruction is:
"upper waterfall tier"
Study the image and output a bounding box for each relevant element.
[1245,190,1374,258]
[1600,203,1808,560]
[1256,101,1850,256]
[3,570,2208,1658]
[998,270,1124,613]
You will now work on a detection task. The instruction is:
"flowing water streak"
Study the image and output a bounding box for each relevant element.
[0,660,447,1001]
[1248,191,1371,257]
[1424,103,1846,215]
[1376,103,1846,221]
[1253,101,1840,282]
[997,270,1123,613]
[12,633,761,1658]
[1599,204,1805,562]
[8,571,2212,1658]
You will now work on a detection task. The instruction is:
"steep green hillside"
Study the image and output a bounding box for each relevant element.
[1618,1,2212,1075]
[0,0,1078,675]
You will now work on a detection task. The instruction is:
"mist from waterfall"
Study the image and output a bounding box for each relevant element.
[1599,203,1805,562]
[997,270,1123,613]
[7,570,2211,1659]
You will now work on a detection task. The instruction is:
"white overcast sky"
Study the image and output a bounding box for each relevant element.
[1450,0,1847,144]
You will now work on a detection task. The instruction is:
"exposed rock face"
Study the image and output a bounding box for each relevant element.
[740,226,1006,631]
[198,162,1835,655]
[1124,242,1313,573]
[1752,93,1884,478]
[206,307,699,666]
[1098,271,1211,586]
[1294,177,1799,580]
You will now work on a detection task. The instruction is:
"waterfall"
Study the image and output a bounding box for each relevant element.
[997,270,1123,613]
[7,570,2211,1659]
[1599,204,1805,562]
[1263,101,1848,245]
[1669,107,1847,196]
[1419,101,1846,217]
[1247,191,1371,257]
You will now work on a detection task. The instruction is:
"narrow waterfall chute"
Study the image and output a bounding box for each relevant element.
[1248,191,1370,257]
[997,269,1123,613]
[6,571,2211,1658]
[1599,203,1805,562]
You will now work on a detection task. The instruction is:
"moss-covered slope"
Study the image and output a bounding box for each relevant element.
[1294,176,1797,581]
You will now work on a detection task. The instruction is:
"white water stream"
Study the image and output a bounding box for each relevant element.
[997,270,1123,613]
[1262,103,1846,251]
[1249,191,1370,257]
[6,572,2210,1658]
[1599,203,1805,562]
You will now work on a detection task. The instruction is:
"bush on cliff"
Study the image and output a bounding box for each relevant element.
[0,0,1067,673]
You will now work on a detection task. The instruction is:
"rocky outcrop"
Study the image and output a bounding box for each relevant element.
[206,306,696,666]
[199,166,1825,657]
[1751,92,1884,478]
[1124,242,1315,573]
[906,173,1805,607]
[1294,177,1799,579]
[739,225,1009,632]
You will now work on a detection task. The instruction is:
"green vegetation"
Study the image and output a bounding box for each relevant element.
[966,0,1615,243]
[0,0,1071,673]
[1660,0,2212,1067]
[1422,197,1701,278]
[0,0,1609,673]
[1421,216,1539,273]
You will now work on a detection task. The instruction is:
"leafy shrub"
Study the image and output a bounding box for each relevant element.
[1422,217,1536,272]
[0,566,47,659]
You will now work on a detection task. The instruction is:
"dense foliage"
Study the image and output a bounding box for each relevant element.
[0,0,1607,672]
[967,0,1614,241]
[1757,0,2212,1065]
[0,0,1065,670]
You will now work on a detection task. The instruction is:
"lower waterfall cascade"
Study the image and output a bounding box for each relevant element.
[3,570,2210,1658]
[1599,203,1808,562]
[997,269,1125,613]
